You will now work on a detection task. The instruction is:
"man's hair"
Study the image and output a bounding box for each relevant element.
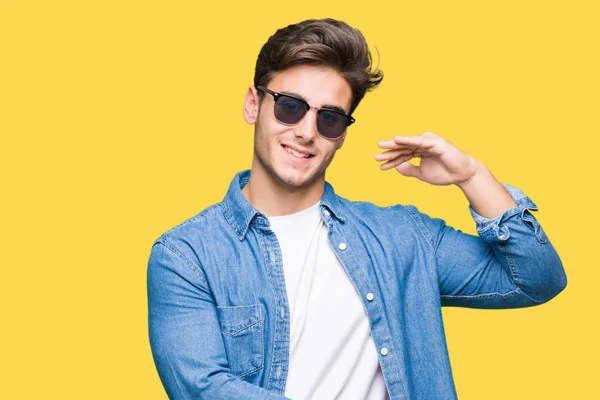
[254,18,383,115]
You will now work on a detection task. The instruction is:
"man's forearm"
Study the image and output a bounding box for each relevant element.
[456,160,517,219]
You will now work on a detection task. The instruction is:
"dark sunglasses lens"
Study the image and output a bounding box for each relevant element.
[317,110,348,139]
[274,96,307,124]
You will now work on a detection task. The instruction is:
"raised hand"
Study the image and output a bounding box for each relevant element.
[375,131,480,186]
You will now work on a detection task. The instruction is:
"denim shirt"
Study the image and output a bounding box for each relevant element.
[147,170,567,400]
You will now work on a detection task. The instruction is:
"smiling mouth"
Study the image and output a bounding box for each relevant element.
[282,145,314,159]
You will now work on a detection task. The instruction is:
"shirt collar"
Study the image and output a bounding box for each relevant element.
[222,169,346,240]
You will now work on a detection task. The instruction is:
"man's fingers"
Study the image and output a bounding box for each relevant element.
[393,135,436,150]
[379,133,439,152]
[380,154,415,170]
[377,140,429,152]
[377,140,403,149]
[396,161,421,178]
[374,148,413,162]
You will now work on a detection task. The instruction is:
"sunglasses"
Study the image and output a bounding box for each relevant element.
[256,86,355,140]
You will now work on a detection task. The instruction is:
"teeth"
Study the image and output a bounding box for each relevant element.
[285,145,310,158]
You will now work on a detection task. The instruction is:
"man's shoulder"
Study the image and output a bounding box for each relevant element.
[339,195,413,217]
[153,201,228,246]
[337,195,440,230]
[338,196,446,250]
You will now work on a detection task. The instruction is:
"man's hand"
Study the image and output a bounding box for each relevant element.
[376,131,518,218]
[375,131,479,186]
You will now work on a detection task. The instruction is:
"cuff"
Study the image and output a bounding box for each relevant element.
[468,183,547,243]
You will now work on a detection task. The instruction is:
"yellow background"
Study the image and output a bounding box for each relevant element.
[2,0,598,398]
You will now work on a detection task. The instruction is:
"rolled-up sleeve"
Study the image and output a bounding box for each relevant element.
[416,184,568,308]
[468,183,548,244]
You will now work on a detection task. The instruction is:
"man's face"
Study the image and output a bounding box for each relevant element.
[246,65,352,190]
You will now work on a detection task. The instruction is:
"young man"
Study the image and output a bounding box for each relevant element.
[147,18,567,400]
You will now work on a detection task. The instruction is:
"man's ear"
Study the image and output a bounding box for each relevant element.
[243,86,260,125]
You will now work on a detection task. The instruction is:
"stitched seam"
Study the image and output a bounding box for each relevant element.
[238,364,263,378]
[406,207,435,249]
[238,305,265,378]
[441,288,521,300]
[474,196,537,232]
[499,242,522,287]
[220,319,262,336]
[159,237,209,287]
[498,241,548,304]
[259,231,279,391]
[475,208,520,232]
[217,305,262,309]
[220,305,265,377]
[221,202,244,239]
[259,231,288,392]
[521,208,547,244]
[164,205,215,235]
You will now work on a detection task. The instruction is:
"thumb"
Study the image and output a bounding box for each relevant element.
[395,162,421,179]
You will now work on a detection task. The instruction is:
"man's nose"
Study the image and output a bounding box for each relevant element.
[294,108,318,142]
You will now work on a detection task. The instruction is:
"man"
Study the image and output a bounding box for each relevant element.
[147,18,567,400]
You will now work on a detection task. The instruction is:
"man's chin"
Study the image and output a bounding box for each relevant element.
[277,175,309,188]
[275,170,318,189]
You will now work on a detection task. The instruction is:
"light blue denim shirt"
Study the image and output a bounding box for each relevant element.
[147,170,567,400]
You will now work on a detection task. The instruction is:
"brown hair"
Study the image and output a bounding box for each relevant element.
[254,18,383,115]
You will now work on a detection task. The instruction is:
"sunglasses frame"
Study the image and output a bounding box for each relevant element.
[256,85,355,140]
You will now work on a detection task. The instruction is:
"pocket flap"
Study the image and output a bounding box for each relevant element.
[217,304,262,336]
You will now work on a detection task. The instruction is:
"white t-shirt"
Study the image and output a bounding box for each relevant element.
[268,202,389,400]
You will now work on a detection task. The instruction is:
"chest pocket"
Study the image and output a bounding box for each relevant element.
[216,304,264,378]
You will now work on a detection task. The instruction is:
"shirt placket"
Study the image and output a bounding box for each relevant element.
[254,216,291,395]
[323,215,408,400]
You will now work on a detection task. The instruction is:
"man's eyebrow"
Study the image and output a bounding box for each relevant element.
[280,90,349,115]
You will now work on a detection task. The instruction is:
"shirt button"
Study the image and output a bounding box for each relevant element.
[280,307,285,318]
[366,293,374,301]
[381,348,389,356]
[339,242,347,250]
[323,209,330,217]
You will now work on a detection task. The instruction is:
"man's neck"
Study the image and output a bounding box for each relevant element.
[241,168,324,217]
